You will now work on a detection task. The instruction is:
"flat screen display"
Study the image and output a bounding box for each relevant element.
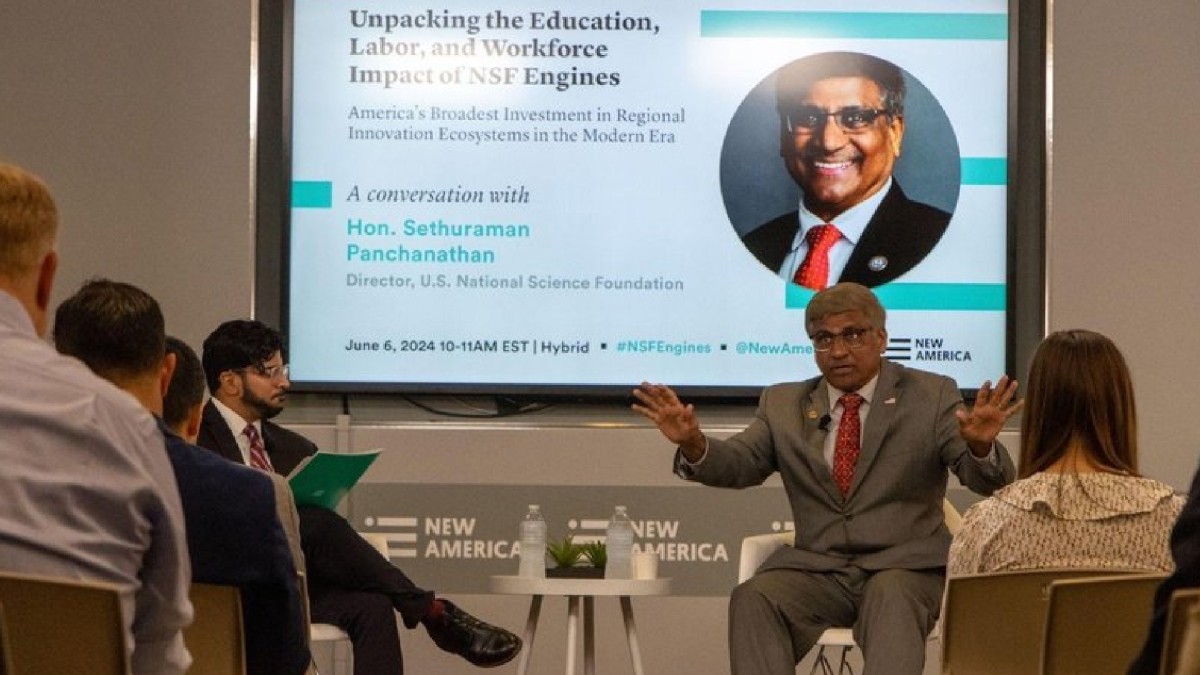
[267,0,1036,396]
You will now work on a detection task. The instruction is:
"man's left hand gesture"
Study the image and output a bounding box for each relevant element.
[957,375,1023,457]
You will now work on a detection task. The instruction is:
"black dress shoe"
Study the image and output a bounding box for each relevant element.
[425,600,522,668]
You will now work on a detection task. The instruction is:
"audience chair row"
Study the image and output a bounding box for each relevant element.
[942,569,1163,675]
[740,522,1187,675]
[0,571,246,675]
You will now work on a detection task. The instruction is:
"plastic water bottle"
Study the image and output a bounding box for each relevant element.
[605,505,634,579]
[518,505,547,578]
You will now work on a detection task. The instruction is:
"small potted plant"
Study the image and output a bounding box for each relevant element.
[581,541,607,572]
[546,535,604,578]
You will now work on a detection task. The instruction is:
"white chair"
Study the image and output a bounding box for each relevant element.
[737,499,962,675]
[310,532,392,675]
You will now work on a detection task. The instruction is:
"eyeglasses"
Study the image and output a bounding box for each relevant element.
[809,327,872,352]
[247,362,290,382]
[786,106,888,133]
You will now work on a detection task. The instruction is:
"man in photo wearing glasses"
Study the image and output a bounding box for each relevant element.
[741,52,953,289]
[633,282,1017,675]
[197,319,522,675]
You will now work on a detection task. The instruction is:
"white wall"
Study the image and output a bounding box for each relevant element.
[4,1,1200,673]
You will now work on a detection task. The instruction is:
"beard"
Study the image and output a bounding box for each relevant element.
[241,388,285,420]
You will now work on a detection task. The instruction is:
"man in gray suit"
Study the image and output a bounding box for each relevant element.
[632,282,1020,675]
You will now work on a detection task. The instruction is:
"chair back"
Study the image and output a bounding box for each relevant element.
[941,568,1134,675]
[1040,573,1166,675]
[185,583,246,675]
[1170,600,1200,675]
[1161,588,1200,675]
[0,571,127,675]
[737,499,961,584]
[942,498,964,536]
[0,602,14,675]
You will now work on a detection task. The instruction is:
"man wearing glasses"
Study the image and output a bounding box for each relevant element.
[741,51,952,288]
[198,319,521,675]
[633,283,1018,675]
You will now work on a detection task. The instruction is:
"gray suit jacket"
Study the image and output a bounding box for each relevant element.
[678,360,1014,573]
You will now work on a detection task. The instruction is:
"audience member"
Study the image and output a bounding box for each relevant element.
[197,318,521,675]
[54,278,310,675]
[632,282,1019,675]
[0,163,192,673]
[163,335,208,442]
[948,329,1181,576]
[169,332,313,673]
[1129,460,1200,674]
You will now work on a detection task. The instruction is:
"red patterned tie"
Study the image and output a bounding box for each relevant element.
[832,393,863,496]
[244,424,274,472]
[793,224,842,290]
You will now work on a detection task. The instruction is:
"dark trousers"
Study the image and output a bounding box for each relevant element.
[299,505,436,675]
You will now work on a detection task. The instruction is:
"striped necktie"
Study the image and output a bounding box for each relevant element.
[244,423,274,472]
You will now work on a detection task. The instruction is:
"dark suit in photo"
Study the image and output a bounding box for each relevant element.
[198,402,435,675]
[160,419,310,675]
[741,182,952,287]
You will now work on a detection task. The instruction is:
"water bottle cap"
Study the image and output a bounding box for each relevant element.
[529,504,540,510]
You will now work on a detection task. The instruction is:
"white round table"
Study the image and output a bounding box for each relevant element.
[489,575,672,675]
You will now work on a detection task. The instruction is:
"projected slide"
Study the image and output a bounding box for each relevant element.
[286,0,1010,392]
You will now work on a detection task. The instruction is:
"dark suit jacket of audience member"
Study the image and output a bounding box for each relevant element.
[1128,461,1200,674]
[741,182,952,288]
[159,419,310,675]
[198,400,315,475]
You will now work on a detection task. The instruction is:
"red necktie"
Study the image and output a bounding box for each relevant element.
[832,393,863,496]
[793,224,842,290]
[244,424,274,472]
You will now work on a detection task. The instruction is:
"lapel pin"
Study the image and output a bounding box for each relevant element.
[806,410,818,419]
[868,256,888,272]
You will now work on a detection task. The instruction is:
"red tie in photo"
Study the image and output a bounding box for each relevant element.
[245,423,274,472]
[793,224,842,290]
[832,393,863,496]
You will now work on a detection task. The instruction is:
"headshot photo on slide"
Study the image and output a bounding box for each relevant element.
[720,51,961,288]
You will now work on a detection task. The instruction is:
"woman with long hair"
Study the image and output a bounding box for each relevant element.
[948,329,1181,575]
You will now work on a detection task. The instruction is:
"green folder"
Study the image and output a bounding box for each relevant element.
[287,449,381,510]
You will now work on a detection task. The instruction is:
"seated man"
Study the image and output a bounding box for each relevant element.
[53,279,310,675]
[633,282,1020,675]
[0,164,191,674]
[166,335,307,579]
[198,318,520,675]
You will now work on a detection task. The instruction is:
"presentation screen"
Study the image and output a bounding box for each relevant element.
[270,0,1034,396]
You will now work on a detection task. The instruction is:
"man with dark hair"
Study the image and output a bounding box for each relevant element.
[633,282,1019,675]
[741,51,952,288]
[54,279,311,675]
[198,318,521,675]
[0,164,192,674]
[164,336,207,440]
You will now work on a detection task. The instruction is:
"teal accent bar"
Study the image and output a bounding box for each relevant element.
[961,158,1007,185]
[786,283,1006,310]
[700,11,1007,40]
[292,181,333,209]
